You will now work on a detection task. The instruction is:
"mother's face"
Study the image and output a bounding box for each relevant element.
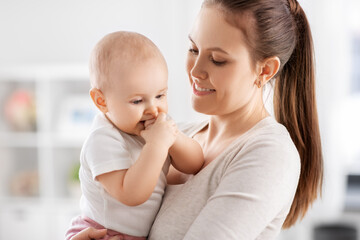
[186,6,260,116]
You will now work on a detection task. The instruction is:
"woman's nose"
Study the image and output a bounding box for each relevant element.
[190,58,208,81]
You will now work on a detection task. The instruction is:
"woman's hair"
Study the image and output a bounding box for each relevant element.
[203,0,323,228]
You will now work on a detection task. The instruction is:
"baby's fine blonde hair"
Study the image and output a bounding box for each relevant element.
[89,31,167,92]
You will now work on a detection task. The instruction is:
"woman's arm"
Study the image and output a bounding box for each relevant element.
[168,132,204,175]
[97,113,177,206]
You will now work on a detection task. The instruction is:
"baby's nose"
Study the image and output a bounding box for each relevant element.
[145,104,158,117]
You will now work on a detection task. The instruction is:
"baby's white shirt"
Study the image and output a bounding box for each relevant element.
[79,113,170,237]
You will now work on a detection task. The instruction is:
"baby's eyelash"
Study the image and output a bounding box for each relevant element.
[156,93,167,99]
[132,99,142,104]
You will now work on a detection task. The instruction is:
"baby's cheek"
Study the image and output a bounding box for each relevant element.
[160,102,168,113]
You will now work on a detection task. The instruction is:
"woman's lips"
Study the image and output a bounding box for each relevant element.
[192,82,216,96]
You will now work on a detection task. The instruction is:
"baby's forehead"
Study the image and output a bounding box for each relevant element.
[108,39,166,77]
[112,58,168,96]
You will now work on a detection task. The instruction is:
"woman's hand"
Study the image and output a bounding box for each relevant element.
[71,227,120,240]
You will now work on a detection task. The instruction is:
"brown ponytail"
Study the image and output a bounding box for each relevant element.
[203,0,323,228]
[275,1,323,228]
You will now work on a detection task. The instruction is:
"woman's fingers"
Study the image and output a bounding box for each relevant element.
[71,227,107,240]
[87,228,107,240]
[108,236,121,240]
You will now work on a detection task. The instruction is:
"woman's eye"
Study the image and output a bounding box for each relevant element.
[188,48,198,55]
[210,57,226,66]
[132,99,142,104]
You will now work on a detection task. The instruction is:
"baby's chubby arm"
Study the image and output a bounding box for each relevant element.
[145,115,204,185]
[145,115,204,177]
[96,112,177,206]
[168,130,204,175]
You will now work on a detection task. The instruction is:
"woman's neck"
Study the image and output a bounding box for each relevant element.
[195,104,269,168]
[207,104,269,142]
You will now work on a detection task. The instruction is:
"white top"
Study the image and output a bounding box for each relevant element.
[79,113,170,237]
[149,117,300,240]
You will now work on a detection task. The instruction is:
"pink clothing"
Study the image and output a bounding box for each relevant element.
[65,215,147,240]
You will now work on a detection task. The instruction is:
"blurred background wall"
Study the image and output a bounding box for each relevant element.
[0,0,359,239]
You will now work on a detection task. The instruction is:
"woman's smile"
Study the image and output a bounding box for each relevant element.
[192,82,216,96]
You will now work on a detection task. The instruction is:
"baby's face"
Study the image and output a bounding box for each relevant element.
[104,58,168,136]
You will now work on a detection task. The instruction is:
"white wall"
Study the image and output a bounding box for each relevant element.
[0,0,205,123]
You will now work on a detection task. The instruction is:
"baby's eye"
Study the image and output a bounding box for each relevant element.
[131,99,142,104]
[156,94,165,99]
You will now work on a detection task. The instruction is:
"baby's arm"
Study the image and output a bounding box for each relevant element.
[168,131,204,175]
[97,113,177,206]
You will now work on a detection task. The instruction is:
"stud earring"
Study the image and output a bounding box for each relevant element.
[256,80,262,88]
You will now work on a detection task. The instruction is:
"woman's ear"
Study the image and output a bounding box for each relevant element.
[90,88,108,113]
[257,56,280,86]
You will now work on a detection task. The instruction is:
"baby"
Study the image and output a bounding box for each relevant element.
[65,31,204,239]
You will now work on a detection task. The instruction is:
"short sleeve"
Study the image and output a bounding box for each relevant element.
[83,126,132,180]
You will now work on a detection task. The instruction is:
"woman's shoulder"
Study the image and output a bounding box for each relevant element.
[236,117,300,169]
[246,117,295,146]
[220,117,301,191]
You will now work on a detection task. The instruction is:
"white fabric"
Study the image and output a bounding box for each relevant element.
[149,117,300,240]
[79,113,170,237]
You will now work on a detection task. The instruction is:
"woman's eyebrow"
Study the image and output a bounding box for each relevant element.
[188,35,229,55]
[188,35,196,44]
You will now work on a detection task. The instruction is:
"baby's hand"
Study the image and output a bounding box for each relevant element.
[140,112,178,149]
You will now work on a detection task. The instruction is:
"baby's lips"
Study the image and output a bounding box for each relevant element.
[143,118,156,128]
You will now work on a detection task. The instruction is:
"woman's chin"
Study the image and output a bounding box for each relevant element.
[191,100,215,115]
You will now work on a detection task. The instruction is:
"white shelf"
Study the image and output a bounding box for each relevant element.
[0,64,89,203]
[0,195,80,206]
[0,196,81,240]
[0,132,89,148]
[0,132,38,147]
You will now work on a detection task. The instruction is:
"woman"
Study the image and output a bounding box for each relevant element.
[72,0,323,239]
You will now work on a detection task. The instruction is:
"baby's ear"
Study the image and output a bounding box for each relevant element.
[90,88,108,113]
